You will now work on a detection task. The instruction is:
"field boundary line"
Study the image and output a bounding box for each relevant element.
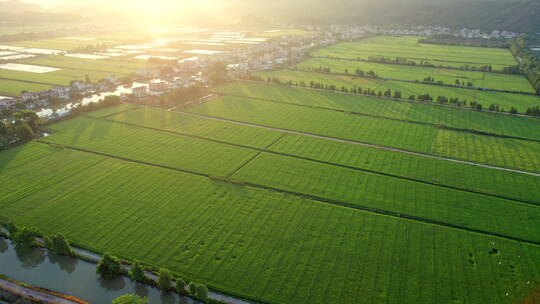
[218,92,540,143]
[225,152,263,178]
[33,140,540,247]
[181,111,540,177]
[83,115,540,206]
[0,76,60,87]
[289,67,537,96]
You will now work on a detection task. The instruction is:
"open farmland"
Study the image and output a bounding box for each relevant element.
[0,67,123,87]
[37,111,540,244]
[2,28,540,304]
[23,55,158,75]
[188,95,540,173]
[1,92,540,303]
[311,36,519,71]
[101,104,540,204]
[0,78,52,96]
[254,69,540,113]
[5,35,144,51]
[2,143,539,304]
[0,56,159,90]
[296,57,535,93]
[212,81,540,141]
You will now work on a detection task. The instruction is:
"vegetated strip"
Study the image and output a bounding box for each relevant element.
[309,55,514,75]
[219,91,540,143]
[290,67,537,96]
[240,80,540,119]
[33,140,540,247]
[182,111,540,177]
[97,114,540,206]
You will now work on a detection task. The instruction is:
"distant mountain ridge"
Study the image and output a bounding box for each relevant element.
[232,0,540,33]
[0,0,44,13]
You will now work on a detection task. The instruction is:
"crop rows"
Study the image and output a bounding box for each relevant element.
[105,104,540,205]
[41,113,540,243]
[24,55,157,75]
[44,116,259,177]
[268,133,540,204]
[311,36,518,71]
[108,106,284,149]
[83,103,137,118]
[296,57,535,93]
[254,69,540,113]
[188,95,540,173]
[1,142,539,304]
[0,79,53,97]
[212,81,540,141]
[0,68,124,87]
[231,152,540,243]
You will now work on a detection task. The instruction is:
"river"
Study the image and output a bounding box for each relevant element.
[36,82,149,119]
[0,237,197,304]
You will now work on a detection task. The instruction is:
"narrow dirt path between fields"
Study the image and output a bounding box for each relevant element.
[181,111,540,177]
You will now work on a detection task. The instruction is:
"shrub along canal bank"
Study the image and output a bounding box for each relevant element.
[0,235,237,304]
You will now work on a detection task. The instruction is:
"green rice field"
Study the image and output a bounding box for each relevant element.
[96,104,540,204]
[5,35,144,51]
[254,69,540,113]
[38,112,540,243]
[296,57,535,93]
[212,81,540,141]
[188,95,540,173]
[2,143,538,304]
[2,33,540,304]
[0,79,53,96]
[311,36,518,71]
[0,55,160,93]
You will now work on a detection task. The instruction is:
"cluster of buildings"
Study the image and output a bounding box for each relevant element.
[322,25,519,41]
[3,76,120,112]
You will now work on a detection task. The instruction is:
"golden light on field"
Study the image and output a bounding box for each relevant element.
[27,0,229,25]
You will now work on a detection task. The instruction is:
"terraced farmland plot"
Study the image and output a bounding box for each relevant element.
[312,36,518,71]
[212,81,540,141]
[44,116,258,177]
[83,103,137,118]
[1,143,540,304]
[254,70,540,113]
[0,67,125,86]
[231,152,540,242]
[102,104,540,204]
[267,133,540,205]
[296,57,535,93]
[41,113,540,242]
[6,37,135,51]
[0,78,52,96]
[24,55,157,74]
[188,95,540,173]
[107,106,283,149]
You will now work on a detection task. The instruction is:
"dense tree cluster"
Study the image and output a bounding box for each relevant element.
[156,85,207,107]
[0,110,40,150]
[96,253,122,279]
[509,35,540,95]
